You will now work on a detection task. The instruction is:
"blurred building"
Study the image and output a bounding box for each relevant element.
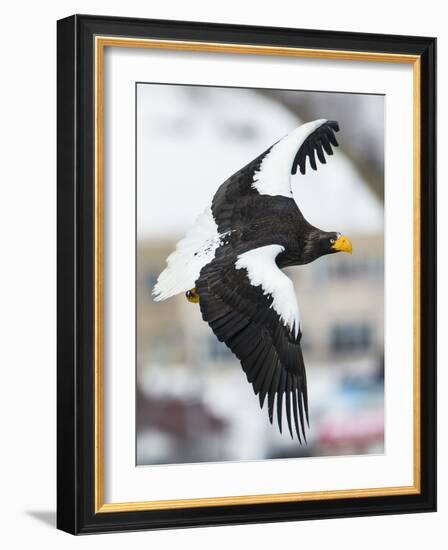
[138,234,383,368]
[136,232,384,464]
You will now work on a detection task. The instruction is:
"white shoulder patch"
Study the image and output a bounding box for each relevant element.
[235,245,301,337]
[252,119,327,197]
[153,207,228,301]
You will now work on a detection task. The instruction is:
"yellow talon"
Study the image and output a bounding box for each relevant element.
[186,288,200,304]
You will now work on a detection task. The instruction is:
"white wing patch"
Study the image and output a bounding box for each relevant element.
[252,119,327,197]
[153,207,228,301]
[235,245,301,337]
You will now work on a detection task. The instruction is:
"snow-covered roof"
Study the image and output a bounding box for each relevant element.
[137,85,383,240]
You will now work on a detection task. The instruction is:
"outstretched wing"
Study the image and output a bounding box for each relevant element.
[291,119,339,175]
[196,244,309,442]
[212,119,340,233]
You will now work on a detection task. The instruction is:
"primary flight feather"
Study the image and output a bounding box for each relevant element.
[153,119,352,442]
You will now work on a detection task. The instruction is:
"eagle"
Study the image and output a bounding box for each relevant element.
[152,119,352,443]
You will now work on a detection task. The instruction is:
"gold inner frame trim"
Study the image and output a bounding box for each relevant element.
[94,35,422,513]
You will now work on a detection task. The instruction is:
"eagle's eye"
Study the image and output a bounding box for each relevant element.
[330,238,335,244]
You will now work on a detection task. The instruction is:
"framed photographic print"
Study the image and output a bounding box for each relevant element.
[57,14,436,534]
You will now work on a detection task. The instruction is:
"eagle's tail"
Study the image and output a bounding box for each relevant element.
[152,207,224,302]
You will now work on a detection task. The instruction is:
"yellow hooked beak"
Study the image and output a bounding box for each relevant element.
[331,235,353,254]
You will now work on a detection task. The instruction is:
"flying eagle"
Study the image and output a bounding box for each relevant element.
[153,119,352,442]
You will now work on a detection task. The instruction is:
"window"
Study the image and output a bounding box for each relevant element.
[315,257,384,282]
[331,323,372,353]
[208,335,234,361]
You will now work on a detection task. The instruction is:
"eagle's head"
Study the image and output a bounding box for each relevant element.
[301,230,352,264]
[326,232,353,255]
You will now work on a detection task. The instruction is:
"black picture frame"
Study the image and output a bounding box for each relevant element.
[57,14,436,534]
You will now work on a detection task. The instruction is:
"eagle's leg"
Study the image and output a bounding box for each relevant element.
[186,288,200,304]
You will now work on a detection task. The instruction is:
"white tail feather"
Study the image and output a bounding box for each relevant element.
[152,207,227,301]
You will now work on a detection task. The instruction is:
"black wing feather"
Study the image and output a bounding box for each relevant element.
[196,250,309,442]
[315,140,326,164]
[292,387,302,443]
[267,366,281,424]
[277,370,287,433]
[285,375,294,439]
[291,120,340,175]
